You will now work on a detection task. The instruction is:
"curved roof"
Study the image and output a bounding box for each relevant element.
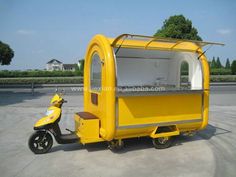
[107,34,224,52]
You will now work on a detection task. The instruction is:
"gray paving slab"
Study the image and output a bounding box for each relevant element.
[0,87,235,177]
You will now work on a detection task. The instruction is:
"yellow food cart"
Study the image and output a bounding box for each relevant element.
[74,34,224,149]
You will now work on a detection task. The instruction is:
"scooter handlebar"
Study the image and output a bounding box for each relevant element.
[62,99,68,103]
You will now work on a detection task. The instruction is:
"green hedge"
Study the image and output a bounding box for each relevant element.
[210,75,236,82]
[181,75,236,82]
[0,77,83,84]
[210,68,232,75]
[181,68,232,76]
[0,68,234,78]
[0,70,83,78]
[0,75,235,85]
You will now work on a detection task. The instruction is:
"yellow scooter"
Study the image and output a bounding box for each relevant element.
[28,93,79,154]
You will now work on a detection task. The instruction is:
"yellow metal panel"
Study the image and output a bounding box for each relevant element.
[83,34,116,141]
[114,127,155,139]
[200,90,209,129]
[110,34,224,48]
[150,126,180,138]
[79,118,99,137]
[81,34,211,142]
[111,39,200,52]
[34,106,61,127]
[109,34,224,52]
[118,94,202,127]
[74,114,104,144]
[74,113,80,131]
[150,131,180,138]
[198,52,209,129]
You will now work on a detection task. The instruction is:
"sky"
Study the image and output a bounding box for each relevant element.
[0,0,236,70]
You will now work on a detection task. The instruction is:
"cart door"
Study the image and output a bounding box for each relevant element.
[85,51,107,131]
[90,53,102,105]
[89,52,104,109]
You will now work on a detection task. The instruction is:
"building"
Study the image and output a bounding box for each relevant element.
[46,59,78,71]
[46,59,63,71]
[62,64,77,71]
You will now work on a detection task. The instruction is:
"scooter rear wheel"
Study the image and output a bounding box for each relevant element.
[28,131,53,154]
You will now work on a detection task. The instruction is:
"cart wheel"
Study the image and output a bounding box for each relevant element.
[108,139,124,151]
[152,136,173,149]
[28,131,53,154]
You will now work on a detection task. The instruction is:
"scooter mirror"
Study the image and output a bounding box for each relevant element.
[59,89,66,97]
[62,89,66,95]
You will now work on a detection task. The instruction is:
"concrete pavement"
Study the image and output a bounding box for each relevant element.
[0,88,235,177]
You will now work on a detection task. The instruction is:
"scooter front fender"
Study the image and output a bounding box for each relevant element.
[34,106,61,128]
[34,116,52,128]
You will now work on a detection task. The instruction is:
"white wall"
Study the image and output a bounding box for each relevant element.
[46,63,63,71]
[115,48,203,90]
[175,52,203,89]
[116,58,169,86]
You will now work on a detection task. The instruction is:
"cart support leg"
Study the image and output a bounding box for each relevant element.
[108,139,124,150]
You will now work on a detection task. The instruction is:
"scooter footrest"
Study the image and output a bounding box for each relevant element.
[57,134,79,144]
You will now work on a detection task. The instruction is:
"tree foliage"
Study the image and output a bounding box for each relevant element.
[0,41,14,65]
[78,59,84,71]
[154,15,202,41]
[231,60,236,75]
[216,57,222,68]
[210,57,235,75]
[180,61,189,75]
[225,58,231,69]
[211,57,217,68]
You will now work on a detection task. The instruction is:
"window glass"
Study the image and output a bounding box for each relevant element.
[180,61,191,89]
[90,54,101,91]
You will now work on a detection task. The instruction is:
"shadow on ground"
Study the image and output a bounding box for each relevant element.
[49,124,231,154]
[0,91,45,106]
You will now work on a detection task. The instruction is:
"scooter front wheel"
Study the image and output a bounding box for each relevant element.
[28,131,53,154]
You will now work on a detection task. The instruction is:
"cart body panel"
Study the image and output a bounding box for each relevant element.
[117,93,202,128]
[74,34,216,143]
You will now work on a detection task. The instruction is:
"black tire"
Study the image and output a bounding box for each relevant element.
[152,136,173,149]
[108,140,124,151]
[28,131,53,154]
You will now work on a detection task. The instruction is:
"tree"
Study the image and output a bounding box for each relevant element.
[180,61,189,75]
[78,59,84,71]
[211,57,217,68]
[231,60,236,74]
[216,57,222,68]
[154,15,202,41]
[0,41,14,65]
[75,59,84,76]
[225,58,231,69]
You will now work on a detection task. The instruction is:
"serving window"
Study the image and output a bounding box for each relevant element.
[115,48,203,93]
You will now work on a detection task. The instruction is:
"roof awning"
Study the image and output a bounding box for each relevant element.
[110,34,225,52]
